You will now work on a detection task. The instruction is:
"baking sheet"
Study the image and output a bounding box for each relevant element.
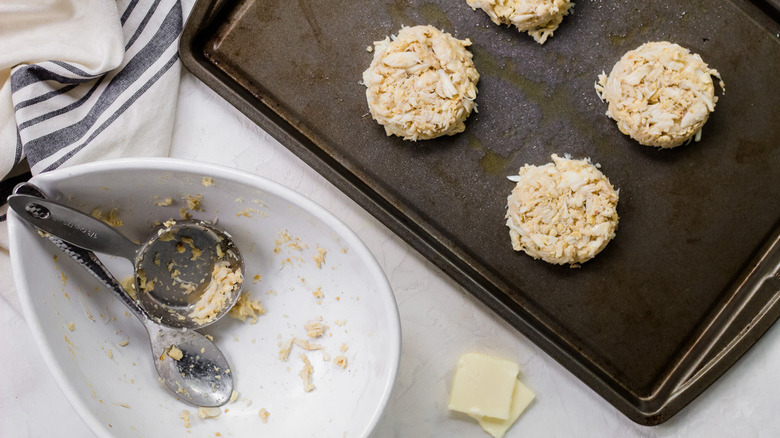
[180,0,780,424]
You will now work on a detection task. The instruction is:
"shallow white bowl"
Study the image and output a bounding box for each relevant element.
[8,158,401,437]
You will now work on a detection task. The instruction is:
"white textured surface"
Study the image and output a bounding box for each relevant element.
[1,1,779,436]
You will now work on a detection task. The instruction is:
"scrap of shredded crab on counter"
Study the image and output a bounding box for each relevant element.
[188,260,243,325]
[362,24,479,141]
[505,154,619,265]
[466,0,573,44]
[595,41,725,148]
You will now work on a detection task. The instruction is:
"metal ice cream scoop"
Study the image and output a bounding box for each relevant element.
[8,193,243,328]
[8,185,242,407]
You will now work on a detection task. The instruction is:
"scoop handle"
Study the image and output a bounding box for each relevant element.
[9,184,151,324]
[7,194,139,261]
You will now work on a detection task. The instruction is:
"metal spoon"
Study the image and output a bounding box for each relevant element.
[8,185,237,407]
[8,194,243,329]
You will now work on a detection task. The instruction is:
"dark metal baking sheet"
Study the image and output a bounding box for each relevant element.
[180,0,780,425]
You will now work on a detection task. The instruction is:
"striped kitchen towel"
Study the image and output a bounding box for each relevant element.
[0,0,182,220]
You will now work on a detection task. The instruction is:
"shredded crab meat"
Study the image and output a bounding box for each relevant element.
[304,318,325,338]
[362,25,479,141]
[299,354,315,392]
[595,41,724,148]
[198,407,221,419]
[294,339,323,351]
[505,154,619,265]
[228,292,265,324]
[466,0,573,44]
[279,337,295,361]
[188,261,243,325]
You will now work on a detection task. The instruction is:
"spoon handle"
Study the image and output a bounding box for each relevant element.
[50,233,154,323]
[10,184,151,323]
[7,194,139,260]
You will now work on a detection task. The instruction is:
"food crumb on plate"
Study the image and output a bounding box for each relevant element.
[154,197,174,206]
[228,292,265,324]
[295,338,323,351]
[198,406,221,419]
[229,390,239,403]
[304,318,326,338]
[184,194,204,211]
[258,408,270,423]
[312,247,327,268]
[202,177,215,187]
[67,322,75,331]
[299,354,315,392]
[334,355,348,369]
[180,410,191,428]
[279,337,296,361]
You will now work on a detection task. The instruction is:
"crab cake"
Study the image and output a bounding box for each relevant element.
[466,0,573,44]
[362,25,479,141]
[505,154,619,265]
[595,41,725,148]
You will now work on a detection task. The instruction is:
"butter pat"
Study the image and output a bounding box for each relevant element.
[448,353,520,420]
[471,378,535,438]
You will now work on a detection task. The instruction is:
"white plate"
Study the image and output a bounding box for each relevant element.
[8,158,400,437]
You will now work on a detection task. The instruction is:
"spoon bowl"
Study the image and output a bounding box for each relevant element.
[135,219,243,328]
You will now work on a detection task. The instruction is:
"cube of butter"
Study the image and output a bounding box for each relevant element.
[471,378,536,438]
[448,353,520,420]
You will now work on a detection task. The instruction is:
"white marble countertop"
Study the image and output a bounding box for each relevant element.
[2,2,780,436]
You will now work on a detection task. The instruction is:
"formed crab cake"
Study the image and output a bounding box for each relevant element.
[595,41,725,148]
[466,0,573,44]
[362,25,479,141]
[505,154,619,265]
